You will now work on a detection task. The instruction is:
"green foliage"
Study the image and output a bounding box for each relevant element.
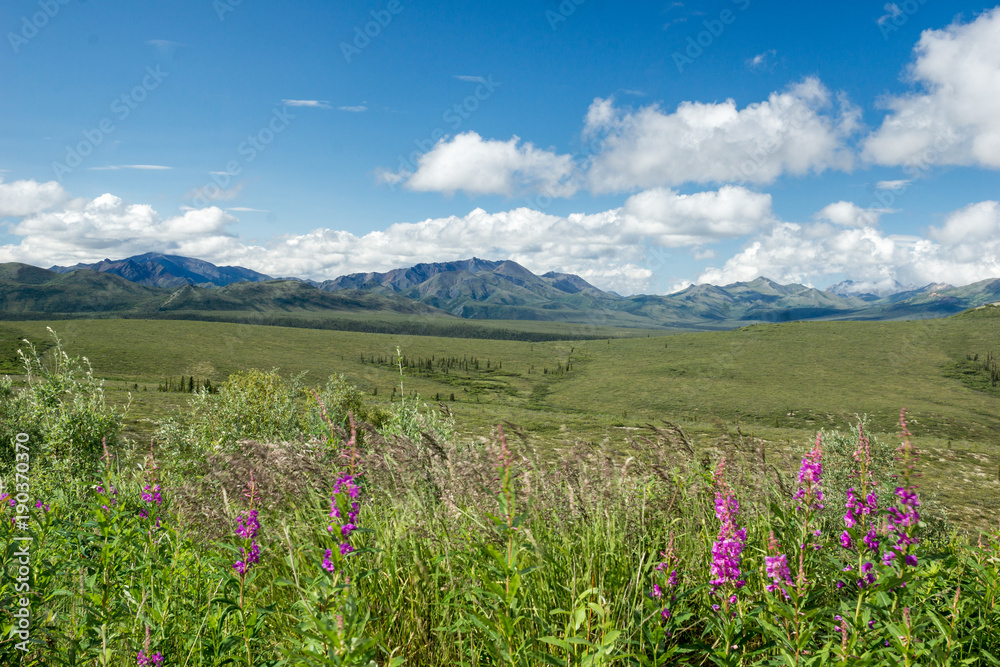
[158,368,302,454]
[300,374,387,442]
[1,328,124,472]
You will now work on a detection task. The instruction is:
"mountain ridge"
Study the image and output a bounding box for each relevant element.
[8,254,1000,330]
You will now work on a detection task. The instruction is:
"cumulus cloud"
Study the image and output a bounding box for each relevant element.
[0,178,70,217]
[863,7,1000,169]
[621,186,774,245]
[0,193,237,266]
[386,132,578,197]
[0,185,775,294]
[697,200,1000,288]
[814,201,887,227]
[584,78,860,192]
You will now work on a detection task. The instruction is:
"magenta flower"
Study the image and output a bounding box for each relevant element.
[709,460,746,600]
[232,474,261,577]
[137,651,163,667]
[794,434,824,512]
[322,549,336,573]
[328,473,362,559]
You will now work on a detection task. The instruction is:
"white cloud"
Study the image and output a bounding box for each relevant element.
[88,165,173,171]
[747,49,776,71]
[0,193,237,265]
[863,8,1000,169]
[814,201,887,227]
[697,200,1000,288]
[386,131,578,197]
[584,78,860,192]
[338,105,368,112]
[621,186,774,245]
[875,179,910,190]
[0,185,774,294]
[0,178,70,217]
[281,100,331,109]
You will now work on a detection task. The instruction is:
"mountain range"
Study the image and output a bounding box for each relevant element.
[4,252,998,333]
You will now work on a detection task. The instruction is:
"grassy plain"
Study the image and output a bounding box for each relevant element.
[1,311,999,526]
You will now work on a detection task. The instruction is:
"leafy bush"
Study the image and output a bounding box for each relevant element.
[300,373,387,444]
[1,329,124,472]
[157,368,302,455]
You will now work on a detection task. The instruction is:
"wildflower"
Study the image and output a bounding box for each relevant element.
[142,484,162,505]
[137,625,163,666]
[652,532,681,621]
[34,500,50,512]
[885,409,921,574]
[764,554,792,595]
[329,473,361,558]
[764,532,793,598]
[322,549,336,573]
[136,651,163,666]
[96,484,118,511]
[794,433,824,512]
[709,459,746,601]
[232,473,261,577]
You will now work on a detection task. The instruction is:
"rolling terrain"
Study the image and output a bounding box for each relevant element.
[6,254,1000,332]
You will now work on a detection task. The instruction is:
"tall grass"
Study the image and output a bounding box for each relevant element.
[2,337,1000,665]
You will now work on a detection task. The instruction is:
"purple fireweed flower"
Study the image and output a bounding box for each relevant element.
[794,434,825,512]
[863,529,880,554]
[236,510,259,540]
[840,531,853,549]
[652,533,681,621]
[709,459,746,598]
[142,484,162,505]
[322,548,336,572]
[137,651,163,667]
[885,409,921,572]
[329,473,362,558]
[765,554,792,596]
[233,473,261,576]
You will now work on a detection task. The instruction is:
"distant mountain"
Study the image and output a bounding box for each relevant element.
[0,263,449,318]
[319,258,615,320]
[49,252,273,288]
[6,254,1000,331]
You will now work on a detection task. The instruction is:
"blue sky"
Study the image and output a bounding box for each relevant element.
[1,0,999,294]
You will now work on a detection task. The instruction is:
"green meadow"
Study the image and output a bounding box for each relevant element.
[2,310,1000,665]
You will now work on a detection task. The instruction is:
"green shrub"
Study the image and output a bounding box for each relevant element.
[1,329,124,472]
[159,368,302,454]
